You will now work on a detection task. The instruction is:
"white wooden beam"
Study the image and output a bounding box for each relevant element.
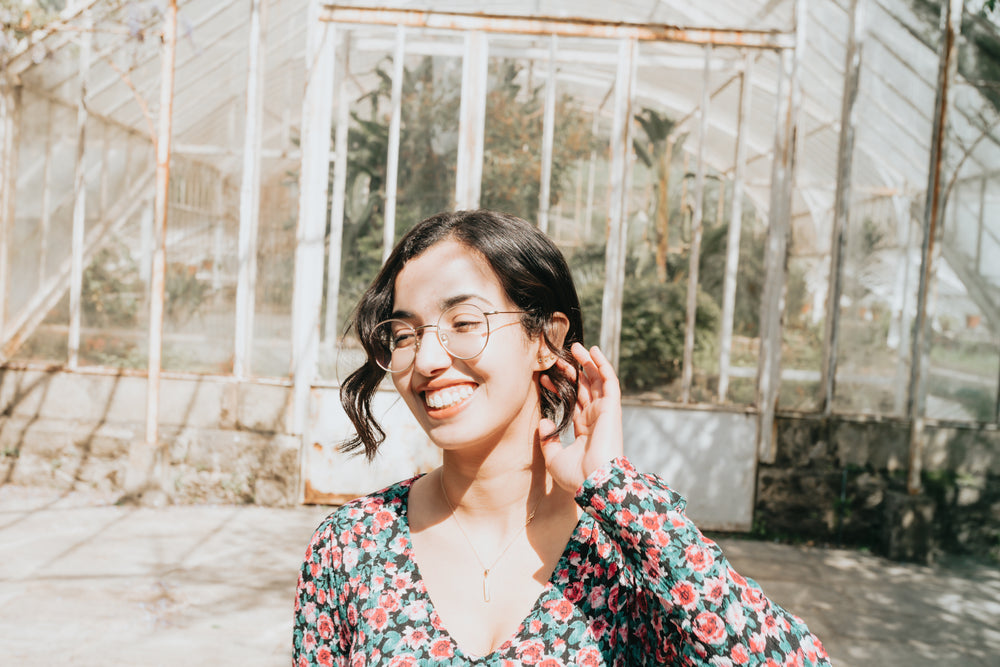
[599,39,637,370]
[234,0,268,379]
[291,7,335,436]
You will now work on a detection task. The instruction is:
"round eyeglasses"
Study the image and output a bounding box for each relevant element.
[370,303,525,373]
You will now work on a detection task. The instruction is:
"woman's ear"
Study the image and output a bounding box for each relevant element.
[535,312,570,371]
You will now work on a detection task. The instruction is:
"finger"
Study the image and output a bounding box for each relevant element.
[589,345,621,399]
[538,417,564,464]
[551,354,578,382]
[575,374,592,406]
[570,343,599,388]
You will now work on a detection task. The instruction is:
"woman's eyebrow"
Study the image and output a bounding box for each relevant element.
[389,294,494,320]
[441,293,492,309]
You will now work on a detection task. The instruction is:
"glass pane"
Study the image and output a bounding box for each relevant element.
[250,0,308,379]
[923,7,1000,423]
[318,28,464,383]
[617,41,775,403]
[10,93,77,365]
[161,159,236,373]
[79,211,150,369]
[253,158,298,378]
[832,196,913,415]
[551,38,614,351]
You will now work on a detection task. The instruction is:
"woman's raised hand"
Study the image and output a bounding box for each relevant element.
[539,342,624,493]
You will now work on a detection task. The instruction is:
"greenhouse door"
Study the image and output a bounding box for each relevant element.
[293,7,792,530]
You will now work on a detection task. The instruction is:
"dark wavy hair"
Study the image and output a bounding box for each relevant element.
[340,209,584,459]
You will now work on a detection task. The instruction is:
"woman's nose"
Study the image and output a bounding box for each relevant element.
[412,328,451,375]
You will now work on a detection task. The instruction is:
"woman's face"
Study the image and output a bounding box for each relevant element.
[389,239,545,453]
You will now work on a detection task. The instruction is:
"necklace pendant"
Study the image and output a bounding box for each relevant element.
[483,569,491,603]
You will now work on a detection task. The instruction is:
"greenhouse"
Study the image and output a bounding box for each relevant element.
[1,0,998,558]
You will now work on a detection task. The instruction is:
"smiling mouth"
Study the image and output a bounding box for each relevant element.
[422,384,476,409]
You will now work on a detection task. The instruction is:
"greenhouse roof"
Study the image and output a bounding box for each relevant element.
[5,0,1000,256]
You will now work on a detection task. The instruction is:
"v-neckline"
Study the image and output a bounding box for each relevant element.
[400,478,589,662]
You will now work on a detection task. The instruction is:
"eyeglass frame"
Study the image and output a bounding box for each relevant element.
[369,304,527,373]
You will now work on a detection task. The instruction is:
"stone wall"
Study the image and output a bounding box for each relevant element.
[3,367,998,560]
[756,415,1000,562]
[0,368,300,506]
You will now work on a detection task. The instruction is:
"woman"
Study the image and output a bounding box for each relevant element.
[294,210,830,666]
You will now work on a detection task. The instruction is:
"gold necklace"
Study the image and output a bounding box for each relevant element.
[438,471,543,603]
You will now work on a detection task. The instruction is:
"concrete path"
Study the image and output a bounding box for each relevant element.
[1,484,997,666]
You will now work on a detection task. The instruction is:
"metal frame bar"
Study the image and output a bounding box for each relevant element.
[137,0,179,492]
[323,31,351,347]
[680,44,713,403]
[756,0,805,463]
[454,31,489,209]
[599,38,637,371]
[538,35,558,234]
[321,5,795,49]
[584,109,601,242]
[68,15,94,368]
[718,51,753,402]
[99,121,110,218]
[382,25,406,263]
[975,176,986,273]
[820,0,867,415]
[907,0,964,494]
[291,8,335,436]
[891,192,915,415]
[212,177,226,292]
[234,0,267,379]
[0,83,19,340]
[38,101,55,292]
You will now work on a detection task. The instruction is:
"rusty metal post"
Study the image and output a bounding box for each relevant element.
[718,51,753,402]
[234,0,267,378]
[291,7,335,436]
[68,13,93,368]
[820,0,868,415]
[599,38,636,371]
[383,26,406,263]
[320,6,795,50]
[132,0,178,494]
[908,0,964,495]
[757,0,805,463]
[681,44,712,403]
[538,35,558,234]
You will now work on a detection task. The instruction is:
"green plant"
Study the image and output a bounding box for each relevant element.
[571,243,720,393]
[82,244,143,328]
[332,55,593,334]
[633,107,684,283]
[165,262,209,325]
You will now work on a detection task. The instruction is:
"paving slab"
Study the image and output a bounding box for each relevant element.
[1,484,997,666]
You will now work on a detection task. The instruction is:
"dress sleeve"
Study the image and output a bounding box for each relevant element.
[293,519,350,667]
[576,456,832,666]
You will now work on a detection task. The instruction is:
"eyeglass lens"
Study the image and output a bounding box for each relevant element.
[372,304,492,372]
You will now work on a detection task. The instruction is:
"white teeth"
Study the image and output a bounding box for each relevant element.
[424,385,474,409]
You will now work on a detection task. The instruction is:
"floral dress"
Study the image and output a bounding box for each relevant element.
[294,457,831,666]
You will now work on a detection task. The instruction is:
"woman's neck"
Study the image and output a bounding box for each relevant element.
[436,430,567,531]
